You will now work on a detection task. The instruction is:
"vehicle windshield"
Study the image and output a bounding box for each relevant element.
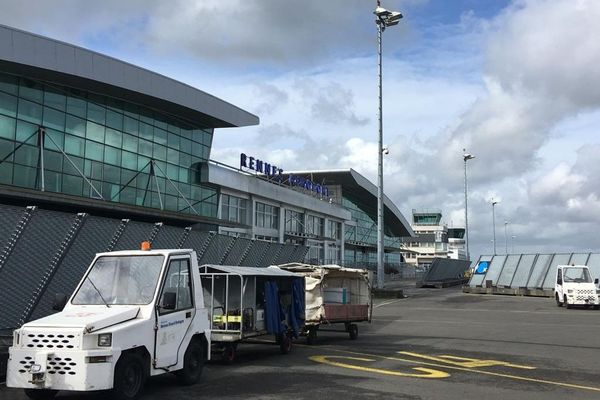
[563,267,592,283]
[72,255,164,305]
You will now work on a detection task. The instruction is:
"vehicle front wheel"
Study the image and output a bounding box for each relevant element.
[112,353,146,400]
[176,339,204,385]
[564,295,572,309]
[24,389,58,400]
[555,293,563,307]
[348,324,359,340]
[306,328,318,345]
[222,343,237,365]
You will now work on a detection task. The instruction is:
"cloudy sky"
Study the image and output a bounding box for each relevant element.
[2,0,599,259]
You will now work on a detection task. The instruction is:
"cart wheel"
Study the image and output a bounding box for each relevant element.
[306,328,318,345]
[348,324,358,340]
[279,333,292,354]
[222,343,237,365]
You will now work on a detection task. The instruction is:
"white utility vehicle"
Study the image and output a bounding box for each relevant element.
[7,244,210,400]
[554,265,600,309]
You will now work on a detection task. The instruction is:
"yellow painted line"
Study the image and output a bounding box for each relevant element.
[309,355,449,378]
[311,348,600,393]
[400,352,536,370]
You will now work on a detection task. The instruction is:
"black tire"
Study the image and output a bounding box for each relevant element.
[348,324,359,340]
[555,293,563,307]
[564,295,572,309]
[24,389,58,400]
[175,339,204,386]
[279,333,292,354]
[306,328,318,345]
[222,343,236,365]
[112,352,146,400]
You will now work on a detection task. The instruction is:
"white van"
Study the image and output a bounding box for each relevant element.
[554,265,600,309]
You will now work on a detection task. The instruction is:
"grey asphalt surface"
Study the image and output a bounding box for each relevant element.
[3,285,600,400]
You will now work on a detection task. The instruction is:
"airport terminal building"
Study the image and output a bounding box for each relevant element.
[0,25,413,333]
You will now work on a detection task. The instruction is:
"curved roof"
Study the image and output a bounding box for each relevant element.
[284,169,414,238]
[0,24,258,128]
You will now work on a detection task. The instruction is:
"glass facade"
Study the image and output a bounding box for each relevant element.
[284,209,304,233]
[0,72,218,217]
[255,202,279,229]
[342,191,401,267]
[306,215,324,236]
[221,194,248,224]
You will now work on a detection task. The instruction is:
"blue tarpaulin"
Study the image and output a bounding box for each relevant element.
[289,278,305,337]
[264,281,285,335]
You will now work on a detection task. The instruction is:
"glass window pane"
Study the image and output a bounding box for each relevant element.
[62,155,84,176]
[13,164,37,188]
[66,114,86,137]
[65,134,84,157]
[0,91,17,118]
[123,116,139,135]
[167,148,179,164]
[105,128,122,148]
[85,140,104,161]
[139,139,153,157]
[0,161,13,184]
[19,79,43,103]
[43,150,63,172]
[104,146,121,166]
[66,96,87,118]
[0,74,18,95]
[16,121,39,144]
[122,133,138,152]
[121,151,138,170]
[45,170,61,192]
[166,163,178,180]
[44,90,66,111]
[14,144,37,166]
[154,118,167,130]
[43,107,65,131]
[180,137,191,154]
[0,138,14,162]
[44,129,64,151]
[18,98,42,124]
[167,132,179,150]
[106,110,123,130]
[86,121,105,142]
[103,164,120,184]
[153,143,166,161]
[0,114,16,140]
[138,155,150,171]
[87,102,105,124]
[154,127,167,145]
[62,174,83,196]
[192,142,202,157]
[140,122,153,140]
[178,167,189,183]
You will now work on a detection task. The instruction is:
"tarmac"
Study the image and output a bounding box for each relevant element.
[3,284,600,399]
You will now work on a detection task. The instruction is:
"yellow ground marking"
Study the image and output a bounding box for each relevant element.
[310,348,600,393]
[309,355,449,379]
[399,352,536,370]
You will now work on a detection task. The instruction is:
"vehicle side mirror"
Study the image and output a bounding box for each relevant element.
[161,292,177,310]
[595,278,599,285]
[52,293,68,311]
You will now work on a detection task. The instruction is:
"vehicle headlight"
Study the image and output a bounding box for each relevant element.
[98,333,112,347]
[567,289,573,294]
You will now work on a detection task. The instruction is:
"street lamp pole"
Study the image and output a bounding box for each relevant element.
[374,1,402,289]
[463,150,475,261]
[491,199,499,255]
[504,220,508,255]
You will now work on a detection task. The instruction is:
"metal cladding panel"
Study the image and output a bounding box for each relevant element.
[223,238,253,265]
[240,240,270,267]
[422,258,470,283]
[496,254,522,287]
[510,254,537,288]
[262,243,283,266]
[29,216,120,321]
[151,225,185,249]
[198,235,234,265]
[542,253,572,289]
[0,204,24,250]
[290,245,309,263]
[272,244,297,265]
[482,255,507,286]
[113,221,155,251]
[469,256,492,287]
[587,254,600,282]
[0,209,73,330]
[526,254,553,289]
[180,231,212,257]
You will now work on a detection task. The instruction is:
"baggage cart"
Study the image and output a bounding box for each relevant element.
[199,265,305,363]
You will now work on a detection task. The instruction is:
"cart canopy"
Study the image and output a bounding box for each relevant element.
[200,265,302,277]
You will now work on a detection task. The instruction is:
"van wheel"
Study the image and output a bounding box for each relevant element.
[555,293,563,307]
[113,353,146,400]
[23,389,58,400]
[222,343,236,365]
[306,328,318,345]
[176,339,204,385]
[564,295,572,309]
